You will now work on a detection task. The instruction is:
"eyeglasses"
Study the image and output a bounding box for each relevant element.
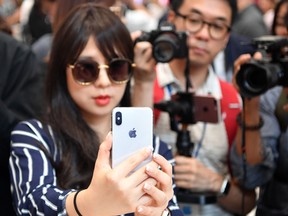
[175,11,231,40]
[68,58,135,85]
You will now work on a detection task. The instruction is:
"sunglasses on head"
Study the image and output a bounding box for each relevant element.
[68,58,135,85]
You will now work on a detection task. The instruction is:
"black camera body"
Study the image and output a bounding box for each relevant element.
[236,36,288,98]
[154,92,220,156]
[135,22,188,63]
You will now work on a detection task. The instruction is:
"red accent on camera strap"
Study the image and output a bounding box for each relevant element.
[218,79,241,148]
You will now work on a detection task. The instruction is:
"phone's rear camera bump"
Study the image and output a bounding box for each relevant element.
[115,111,122,125]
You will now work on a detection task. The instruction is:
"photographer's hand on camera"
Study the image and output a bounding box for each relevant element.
[132,31,157,108]
[66,132,173,216]
[131,31,156,82]
[133,40,156,83]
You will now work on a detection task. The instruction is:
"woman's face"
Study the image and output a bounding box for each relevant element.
[66,36,127,121]
[274,2,288,36]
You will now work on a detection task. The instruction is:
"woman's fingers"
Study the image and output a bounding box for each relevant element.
[127,161,159,188]
[135,182,168,216]
[144,154,174,202]
[114,147,153,178]
[152,153,173,177]
[145,154,173,189]
[95,132,112,169]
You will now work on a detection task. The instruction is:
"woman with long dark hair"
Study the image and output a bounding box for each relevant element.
[9,3,182,216]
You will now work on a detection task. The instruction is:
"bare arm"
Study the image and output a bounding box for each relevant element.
[132,78,155,108]
[131,32,156,108]
[232,53,265,165]
[218,180,256,215]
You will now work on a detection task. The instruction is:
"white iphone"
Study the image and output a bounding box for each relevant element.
[111,107,153,171]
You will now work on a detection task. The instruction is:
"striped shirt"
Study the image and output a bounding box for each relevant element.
[9,119,183,216]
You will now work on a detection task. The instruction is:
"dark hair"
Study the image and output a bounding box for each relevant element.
[271,0,288,35]
[45,3,133,189]
[169,0,238,24]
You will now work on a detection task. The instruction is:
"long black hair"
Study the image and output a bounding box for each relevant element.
[271,0,288,35]
[45,3,134,189]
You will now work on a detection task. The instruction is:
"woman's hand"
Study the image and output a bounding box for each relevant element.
[135,153,174,216]
[73,132,158,216]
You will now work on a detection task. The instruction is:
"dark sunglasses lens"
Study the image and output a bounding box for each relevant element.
[109,60,131,82]
[73,61,98,84]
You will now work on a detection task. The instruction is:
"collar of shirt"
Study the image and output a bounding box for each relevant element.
[156,63,223,100]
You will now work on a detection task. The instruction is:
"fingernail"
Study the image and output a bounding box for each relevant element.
[146,165,151,172]
[145,147,153,154]
[106,131,112,139]
[153,153,159,159]
[137,207,143,213]
[144,183,151,190]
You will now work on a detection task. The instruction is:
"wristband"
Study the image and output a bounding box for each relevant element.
[236,113,264,131]
[73,190,83,216]
[219,177,231,196]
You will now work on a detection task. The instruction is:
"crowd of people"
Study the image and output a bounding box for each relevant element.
[1,0,288,215]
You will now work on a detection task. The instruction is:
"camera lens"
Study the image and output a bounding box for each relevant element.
[243,66,266,93]
[153,34,178,63]
[115,111,122,125]
[236,62,284,97]
[153,41,174,62]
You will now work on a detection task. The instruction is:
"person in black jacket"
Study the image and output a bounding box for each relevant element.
[0,31,45,215]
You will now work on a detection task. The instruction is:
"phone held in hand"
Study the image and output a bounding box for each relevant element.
[112,107,153,172]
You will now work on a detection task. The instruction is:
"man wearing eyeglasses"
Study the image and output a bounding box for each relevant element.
[132,0,256,215]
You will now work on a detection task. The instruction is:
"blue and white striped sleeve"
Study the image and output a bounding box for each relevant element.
[9,120,71,215]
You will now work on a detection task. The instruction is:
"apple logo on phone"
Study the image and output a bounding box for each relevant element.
[129,128,137,138]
